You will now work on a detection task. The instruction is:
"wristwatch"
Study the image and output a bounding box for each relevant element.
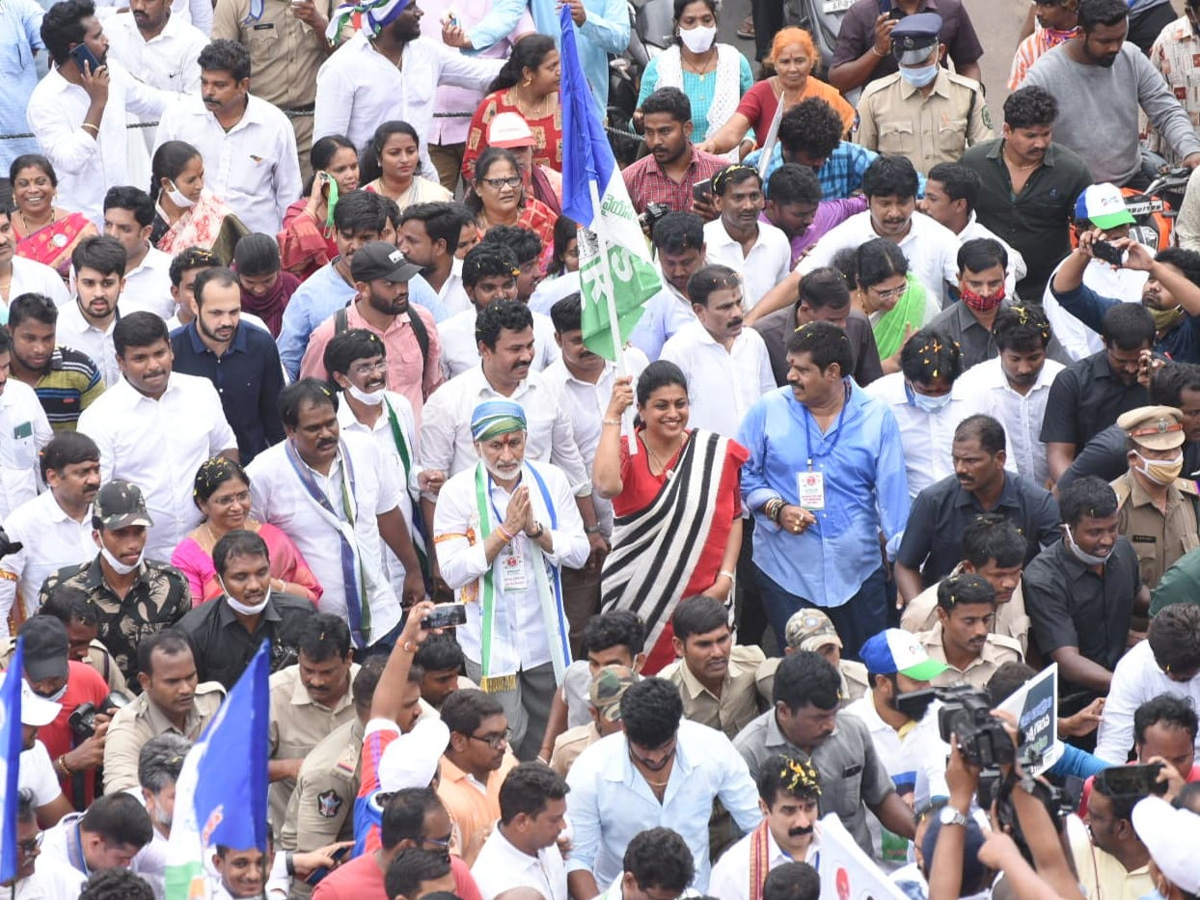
[938,806,969,828]
[528,521,545,538]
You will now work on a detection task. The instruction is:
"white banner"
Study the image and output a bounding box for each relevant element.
[817,815,911,900]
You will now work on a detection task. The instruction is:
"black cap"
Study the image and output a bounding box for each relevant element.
[19,615,70,683]
[93,480,154,530]
[350,242,423,284]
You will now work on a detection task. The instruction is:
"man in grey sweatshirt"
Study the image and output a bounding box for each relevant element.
[1024,0,1200,188]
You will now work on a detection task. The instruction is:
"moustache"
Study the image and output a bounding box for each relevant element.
[788,825,814,837]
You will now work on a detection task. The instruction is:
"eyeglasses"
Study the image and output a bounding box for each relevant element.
[419,836,453,859]
[870,284,907,301]
[350,359,388,376]
[210,490,251,508]
[480,176,522,190]
[468,728,511,749]
[18,833,43,858]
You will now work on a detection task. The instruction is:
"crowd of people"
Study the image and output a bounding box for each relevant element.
[5,0,1200,898]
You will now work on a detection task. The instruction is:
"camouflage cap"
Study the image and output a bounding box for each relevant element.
[784,609,843,653]
[588,665,637,723]
[93,480,154,530]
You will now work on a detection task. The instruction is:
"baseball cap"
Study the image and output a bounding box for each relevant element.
[891,13,942,65]
[488,112,536,149]
[1074,184,1135,231]
[588,665,637,723]
[0,670,63,727]
[1132,796,1200,893]
[93,480,153,530]
[350,241,423,284]
[19,616,69,684]
[377,716,450,792]
[859,629,948,682]
[1117,405,1186,452]
[784,609,843,653]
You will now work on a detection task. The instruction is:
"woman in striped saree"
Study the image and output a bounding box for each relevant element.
[593,361,749,674]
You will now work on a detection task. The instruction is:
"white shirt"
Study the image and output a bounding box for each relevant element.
[26,61,173,226]
[865,371,1017,498]
[13,856,87,900]
[955,355,1065,487]
[95,0,213,35]
[437,308,561,380]
[958,212,1028,298]
[799,211,961,311]
[18,740,61,807]
[660,321,775,437]
[0,379,52,521]
[56,302,119,385]
[702,219,793,312]
[337,391,419,597]
[313,32,503,180]
[540,352,648,537]
[529,271,581,316]
[0,492,94,637]
[471,826,569,900]
[7,257,71,317]
[438,272,472,317]
[1042,259,1148,361]
[153,94,301,234]
[1095,638,1200,764]
[77,373,238,559]
[709,824,820,900]
[419,365,591,493]
[130,824,169,900]
[248,432,405,643]
[103,12,206,94]
[434,460,589,670]
[121,246,175,318]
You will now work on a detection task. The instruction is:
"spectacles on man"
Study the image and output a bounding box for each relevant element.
[18,832,43,858]
[468,728,511,749]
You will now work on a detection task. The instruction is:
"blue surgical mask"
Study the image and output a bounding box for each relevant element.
[899,63,939,88]
[907,382,952,412]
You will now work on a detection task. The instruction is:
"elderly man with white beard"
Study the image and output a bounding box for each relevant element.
[433,399,590,760]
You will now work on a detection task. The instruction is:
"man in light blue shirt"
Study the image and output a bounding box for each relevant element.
[737,321,910,659]
[457,0,629,107]
[565,678,761,898]
[0,0,45,194]
[276,190,446,377]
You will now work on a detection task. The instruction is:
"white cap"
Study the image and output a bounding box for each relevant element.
[378,717,450,791]
[0,671,63,727]
[1132,796,1200,893]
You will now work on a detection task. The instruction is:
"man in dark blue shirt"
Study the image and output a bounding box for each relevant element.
[170,267,285,463]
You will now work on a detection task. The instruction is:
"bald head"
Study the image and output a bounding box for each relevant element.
[495,889,546,900]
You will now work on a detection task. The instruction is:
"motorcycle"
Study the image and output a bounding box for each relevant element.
[1123,166,1191,251]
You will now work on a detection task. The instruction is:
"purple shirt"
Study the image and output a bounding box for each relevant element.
[830,0,984,81]
[762,196,870,265]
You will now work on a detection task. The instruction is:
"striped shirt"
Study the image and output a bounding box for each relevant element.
[32,346,104,431]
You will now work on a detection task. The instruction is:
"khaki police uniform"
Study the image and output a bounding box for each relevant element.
[658,645,768,739]
[855,69,993,176]
[918,624,1024,690]
[755,656,869,706]
[102,682,225,793]
[268,663,360,831]
[1112,405,1200,590]
[900,563,1031,656]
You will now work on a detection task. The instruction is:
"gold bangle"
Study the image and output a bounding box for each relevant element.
[81,122,100,134]
[602,419,622,426]
[870,45,887,58]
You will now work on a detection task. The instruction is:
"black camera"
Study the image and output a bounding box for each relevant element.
[69,691,132,739]
[896,684,1016,769]
[638,202,671,232]
[0,527,23,560]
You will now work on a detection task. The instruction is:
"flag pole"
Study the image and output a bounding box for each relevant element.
[587,180,636,453]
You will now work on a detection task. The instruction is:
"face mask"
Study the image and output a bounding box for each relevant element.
[100,545,143,576]
[1133,451,1184,485]
[907,382,952,412]
[1063,524,1110,567]
[219,576,272,616]
[43,683,68,703]
[347,382,386,406]
[165,180,195,209]
[960,284,1006,313]
[1150,304,1184,333]
[899,63,939,89]
[679,24,716,54]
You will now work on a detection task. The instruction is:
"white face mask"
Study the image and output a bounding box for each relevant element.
[99,545,143,576]
[165,180,195,209]
[679,24,717,54]
[219,576,272,616]
[1063,524,1111,567]
[347,382,386,406]
[44,682,68,703]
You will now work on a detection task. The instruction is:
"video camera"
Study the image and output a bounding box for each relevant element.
[0,527,23,560]
[69,691,132,739]
[896,684,1016,768]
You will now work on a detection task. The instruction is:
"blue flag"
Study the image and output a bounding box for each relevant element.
[558,5,661,361]
[165,641,271,900]
[0,640,25,884]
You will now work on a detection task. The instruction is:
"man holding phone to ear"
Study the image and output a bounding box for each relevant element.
[27,0,177,228]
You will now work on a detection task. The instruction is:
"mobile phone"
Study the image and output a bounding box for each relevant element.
[1091,240,1126,267]
[877,0,890,14]
[304,845,351,885]
[887,7,906,19]
[423,602,467,629]
[693,178,713,204]
[1095,763,1167,798]
[446,8,460,27]
[69,42,103,75]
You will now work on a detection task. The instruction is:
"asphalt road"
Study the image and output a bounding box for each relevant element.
[708,0,1030,106]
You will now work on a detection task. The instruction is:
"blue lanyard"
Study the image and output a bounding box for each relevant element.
[801,380,851,469]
